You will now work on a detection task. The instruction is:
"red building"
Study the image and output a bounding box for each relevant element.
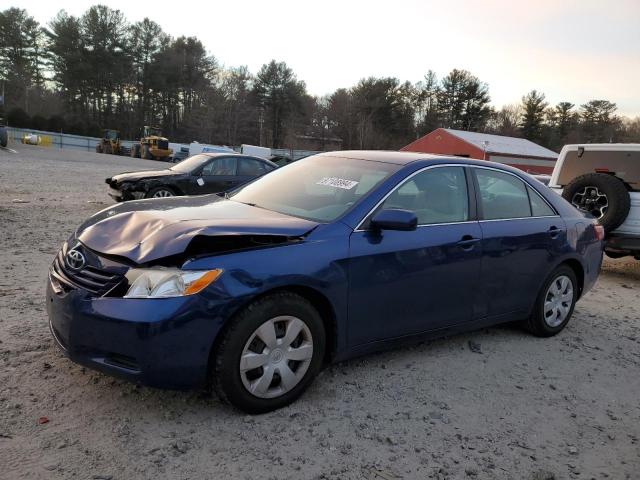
[401,128,558,174]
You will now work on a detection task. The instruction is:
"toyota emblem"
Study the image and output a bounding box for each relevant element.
[66,248,86,270]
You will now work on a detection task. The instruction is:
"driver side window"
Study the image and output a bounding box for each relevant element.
[202,157,237,176]
[380,166,469,225]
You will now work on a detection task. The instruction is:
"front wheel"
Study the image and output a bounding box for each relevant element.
[145,186,175,198]
[213,292,326,413]
[525,265,578,337]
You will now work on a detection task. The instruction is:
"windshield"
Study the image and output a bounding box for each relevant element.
[170,154,212,173]
[230,155,400,222]
[143,127,162,137]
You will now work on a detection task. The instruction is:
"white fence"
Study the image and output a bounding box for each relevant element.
[5,126,321,160]
[5,127,136,152]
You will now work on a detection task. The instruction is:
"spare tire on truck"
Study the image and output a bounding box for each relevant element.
[562,173,630,233]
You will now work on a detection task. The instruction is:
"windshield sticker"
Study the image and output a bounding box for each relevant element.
[316,177,359,190]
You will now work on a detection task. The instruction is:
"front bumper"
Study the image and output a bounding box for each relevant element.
[105,178,146,202]
[46,276,235,389]
[107,187,146,202]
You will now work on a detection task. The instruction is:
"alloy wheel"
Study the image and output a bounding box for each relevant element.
[571,186,608,219]
[239,316,313,399]
[543,275,574,327]
[152,189,174,198]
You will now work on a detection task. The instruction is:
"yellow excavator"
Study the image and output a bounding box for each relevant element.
[131,126,172,161]
[96,129,121,155]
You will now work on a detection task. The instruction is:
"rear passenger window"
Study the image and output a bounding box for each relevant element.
[238,158,269,176]
[475,169,532,220]
[380,166,469,224]
[202,157,237,176]
[528,186,556,216]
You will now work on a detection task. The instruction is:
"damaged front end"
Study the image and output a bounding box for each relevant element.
[55,196,317,298]
[54,232,306,299]
[105,178,146,201]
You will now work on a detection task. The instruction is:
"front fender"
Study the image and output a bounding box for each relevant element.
[183,224,352,355]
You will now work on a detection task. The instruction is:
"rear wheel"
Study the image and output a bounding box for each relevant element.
[212,292,325,413]
[145,186,175,198]
[525,265,578,337]
[0,128,7,148]
[130,144,140,158]
[562,173,630,233]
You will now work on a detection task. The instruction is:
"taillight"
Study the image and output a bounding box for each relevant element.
[594,224,605,241]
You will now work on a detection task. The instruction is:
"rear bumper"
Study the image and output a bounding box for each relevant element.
[605,233,640,254]
[579,240,603,297]
[45,277,234,389]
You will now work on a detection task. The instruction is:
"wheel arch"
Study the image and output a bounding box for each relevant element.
[144,182,183,196]
[557,257,585,299]
[207,284,339,381]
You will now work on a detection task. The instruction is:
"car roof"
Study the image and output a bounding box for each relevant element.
[315,150,440,165]
[312,150,550,181]
[316,149,520,167]
[201,152,277,166]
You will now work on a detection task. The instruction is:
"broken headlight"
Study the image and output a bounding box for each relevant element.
[124,268,223,298]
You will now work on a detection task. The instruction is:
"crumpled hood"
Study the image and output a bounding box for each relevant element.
[109,169,179,183]
[77,195,318,264]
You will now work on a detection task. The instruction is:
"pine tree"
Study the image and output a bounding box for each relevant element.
[520,90,548,142]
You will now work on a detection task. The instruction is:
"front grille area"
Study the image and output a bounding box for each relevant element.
[50,248,125,296]
[157,139,169,150]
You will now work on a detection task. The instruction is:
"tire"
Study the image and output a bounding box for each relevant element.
[212,292,326,414]
[524,265,578,337]
[96,144,102,153]
[131,144,140,158]
[0,128,7,148]
[145,186,176,198]
[562,173,630,233]
[142,145,153,160]
[104,143,113,155]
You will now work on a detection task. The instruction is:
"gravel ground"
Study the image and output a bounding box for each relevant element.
[1,145,639,480]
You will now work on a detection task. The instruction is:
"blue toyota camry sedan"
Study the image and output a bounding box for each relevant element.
[46,151,604,413]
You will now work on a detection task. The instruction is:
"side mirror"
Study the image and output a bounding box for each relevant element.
[370,209,417,231]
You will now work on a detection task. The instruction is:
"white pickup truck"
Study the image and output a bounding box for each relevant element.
[542,144,640,260]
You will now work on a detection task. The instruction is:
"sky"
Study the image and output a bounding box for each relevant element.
[13,0,640,117]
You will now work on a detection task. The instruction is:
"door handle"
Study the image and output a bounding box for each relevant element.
[548,226,562,239]
[457,235,480,250]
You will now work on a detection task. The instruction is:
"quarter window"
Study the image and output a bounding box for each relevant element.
[528,186,556,216]
[475,169,532,219]
[379,166,469,224]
